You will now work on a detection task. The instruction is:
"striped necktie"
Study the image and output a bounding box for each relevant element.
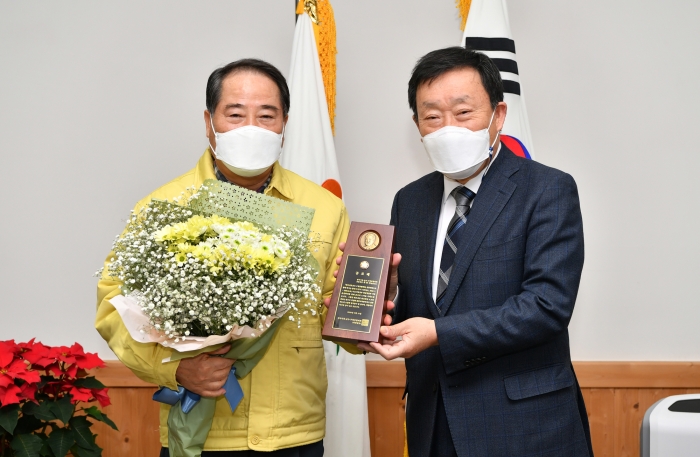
[436,186,476,307]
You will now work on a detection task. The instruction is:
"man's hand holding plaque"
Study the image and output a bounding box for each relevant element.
[322,222,400,344]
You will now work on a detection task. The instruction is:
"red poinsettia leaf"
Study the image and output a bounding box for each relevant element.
[21,341,51,366]
[19,382,37,403]
[13,372,38,385]
[47,362,63,378]
[48,346,76,365]
[6,359,40,384]
[2,360,38,386]
[14,369,41,385]
[75,352,105,370]
[17,339,37,356]
[0,352,13,368]
[31,354,55,368]
[69,386,93,404]
[0,375,12,388]
[92,388,111,408]
[17,338,36,348]
[7,359,28,373]
[0,341,19,368]
[64,364,78,379]
[18,352,37,364]
[0,384,21,405]
[69,343,86,356]
[0,340,19,356]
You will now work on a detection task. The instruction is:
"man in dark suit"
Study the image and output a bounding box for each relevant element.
[360,47,593,456]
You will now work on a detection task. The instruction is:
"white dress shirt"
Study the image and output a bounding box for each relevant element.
[430,145,500,300]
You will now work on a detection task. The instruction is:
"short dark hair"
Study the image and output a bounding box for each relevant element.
[408,46,503,117]
[206,58,290,116]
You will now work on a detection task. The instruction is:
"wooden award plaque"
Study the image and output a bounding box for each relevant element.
[322,222,395,344]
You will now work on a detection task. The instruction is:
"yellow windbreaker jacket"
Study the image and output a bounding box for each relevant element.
[96,151,351,451]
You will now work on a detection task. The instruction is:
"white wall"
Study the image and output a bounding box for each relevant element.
[507,0,700,360]
[1,0,698,361]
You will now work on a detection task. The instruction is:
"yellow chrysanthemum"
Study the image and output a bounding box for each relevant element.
[235,221,258,232]
[272,256,290,272]
[192,244,214,261]
[154,225,176,243]
[183,215,210,239]
[176,243,195,254]
[253,247,274,264]
[154,214,294,274]
[213,244,233,262]
[209,214,231,226]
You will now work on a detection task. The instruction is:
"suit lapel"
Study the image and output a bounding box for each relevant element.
[439,147,520,315]
[416,172,443,319]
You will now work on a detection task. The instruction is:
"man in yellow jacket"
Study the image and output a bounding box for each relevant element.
[96,58,350,456]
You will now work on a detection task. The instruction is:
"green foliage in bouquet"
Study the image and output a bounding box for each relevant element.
[0,340,117,457]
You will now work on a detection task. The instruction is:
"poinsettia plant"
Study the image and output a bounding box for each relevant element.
[0,340,117,457]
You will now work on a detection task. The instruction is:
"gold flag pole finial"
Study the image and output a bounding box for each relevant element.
[303,0,320,24]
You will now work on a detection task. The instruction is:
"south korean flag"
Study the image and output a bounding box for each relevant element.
[462,0,534,159]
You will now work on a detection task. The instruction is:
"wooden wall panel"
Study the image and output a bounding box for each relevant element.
[92,387,161,457]
[367,387,405,457]
[581,388,615,457]
[91,361,700,456]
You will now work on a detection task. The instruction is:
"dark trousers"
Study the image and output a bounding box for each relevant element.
[429,387,458,457]
[159,441,323,457]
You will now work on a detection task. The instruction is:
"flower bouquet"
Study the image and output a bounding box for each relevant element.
[0,340,116,457]
[98,179,321,457]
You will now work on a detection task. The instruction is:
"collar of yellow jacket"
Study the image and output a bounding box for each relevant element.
[199,149,294,201]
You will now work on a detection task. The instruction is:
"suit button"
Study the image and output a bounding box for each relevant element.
[250,435,260,445]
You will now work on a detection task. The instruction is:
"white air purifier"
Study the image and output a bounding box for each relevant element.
[641,393,700,457]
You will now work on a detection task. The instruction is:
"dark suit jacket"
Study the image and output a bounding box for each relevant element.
[391,146,592,457]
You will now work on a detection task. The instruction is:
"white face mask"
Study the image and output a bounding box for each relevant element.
[422,110,499,180]
[209,118,284,178]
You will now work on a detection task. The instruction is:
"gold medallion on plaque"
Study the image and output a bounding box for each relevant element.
[359,231,380,251]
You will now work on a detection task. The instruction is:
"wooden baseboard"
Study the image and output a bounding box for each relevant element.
[100,359,700,389]
[573,361,700,388]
